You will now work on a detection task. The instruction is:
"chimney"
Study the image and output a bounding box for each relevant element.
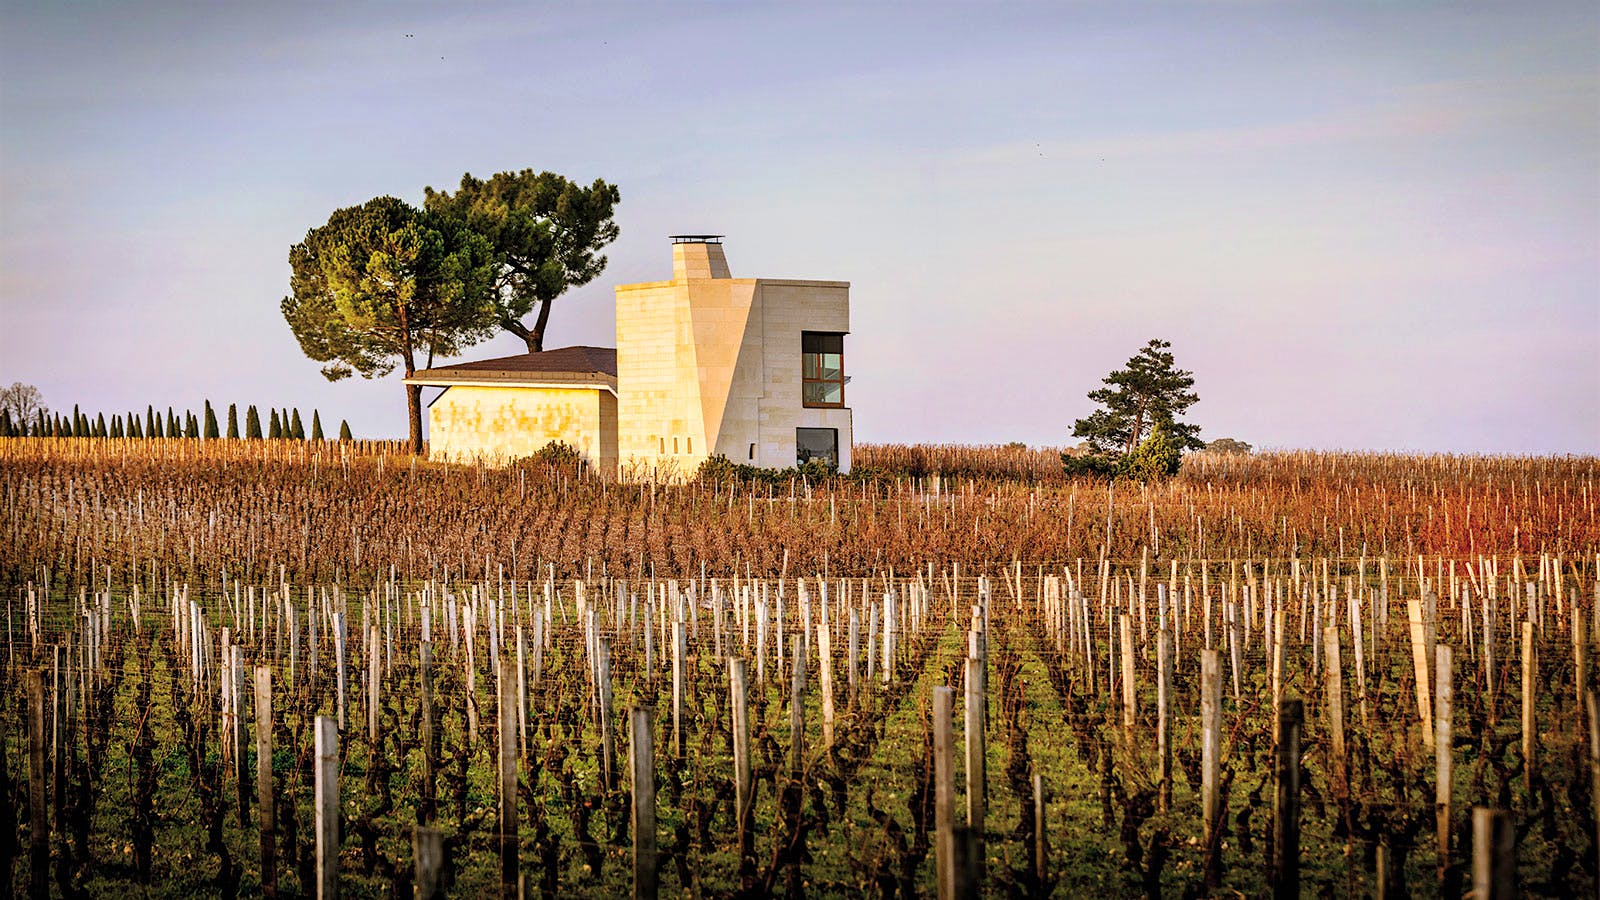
[670,235,731,280]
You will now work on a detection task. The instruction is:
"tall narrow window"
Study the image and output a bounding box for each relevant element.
[802,332,845,407]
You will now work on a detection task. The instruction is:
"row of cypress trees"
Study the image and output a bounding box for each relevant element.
[0,401,353,442]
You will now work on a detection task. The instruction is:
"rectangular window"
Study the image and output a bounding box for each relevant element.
[802,332,845,408]
[749,443,756,461]
[796,427,839,468]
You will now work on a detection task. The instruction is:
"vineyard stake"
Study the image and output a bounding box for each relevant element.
[420,641,436,825]
[630,705,657,900]
[255,666,276,898]
[790,635,806,774]
[1273,699,1302,900]
[1119,614,1136,731]
[672,622,686,756]
[934,685,955,900]
[1031,773,1047,890]
[1471,807,1515,899]
[1324,625,1347,801]
[499,656,519,899]
[233,645,249,827]
[1587,689,1600,900]
[413,826,444,900]
[1436,644,1453,888]
[27,669,47,900]
[314,715,339,900]
[1157,628,1172,811]
[964,654,986,871]
[730,658,752,858]
[1201,648,1222,880]
[818,622,835,747]
[1408,597,1434,749]
[1522,622,1536,787]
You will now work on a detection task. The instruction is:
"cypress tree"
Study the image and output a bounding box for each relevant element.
[57,413,69,437]
[111,415,122,438]
[145,406,156,438]
[227,404,239,439]
[311,410,324,441]
[129,414,142,439]
[71,404,81,435]
[204,401,219,439]
[96,413,108,437]
[36,411,46,437]
[185,412,197,438]
[0,411,11,437]
[268,409,282,439]
[245,405,262,440]
[290,408,305,440]
[166,408,178,438]
[338,420,353,442]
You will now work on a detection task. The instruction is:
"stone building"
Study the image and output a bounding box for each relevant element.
[408,236,852,477]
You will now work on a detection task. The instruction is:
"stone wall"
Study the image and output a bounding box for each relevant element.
[427,385,616,470]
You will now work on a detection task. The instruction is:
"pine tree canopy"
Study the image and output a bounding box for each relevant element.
[1068,339,1202,476]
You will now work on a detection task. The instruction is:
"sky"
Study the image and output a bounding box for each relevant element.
[2,2,1596,453]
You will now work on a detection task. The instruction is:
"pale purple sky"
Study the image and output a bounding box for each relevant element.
[2,3,1596,452]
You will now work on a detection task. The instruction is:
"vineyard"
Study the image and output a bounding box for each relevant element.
[1,437,1598,897]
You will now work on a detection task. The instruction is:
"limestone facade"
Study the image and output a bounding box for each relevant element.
[409,238,852,479]
[615,239,852,477]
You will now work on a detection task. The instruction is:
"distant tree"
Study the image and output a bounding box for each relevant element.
[289,408,305,440]
[96,413,108,437]
[37,411,49,436]
[167,408,179,438]
[145,406,156,438]
[110,415,121,438]
[424,169,621,352]
[282,195,498,454]
[0,411,12,437]
[245,405,263,440]
[227,404,239,439]
[1205,437,1252,455]
[310,410,324,441]
[268,409,282,439]
[0,383,46,425]
[185,412,199,439]
[1064,339,1201,479]
[338,420,353,442]
[204,401,219,439]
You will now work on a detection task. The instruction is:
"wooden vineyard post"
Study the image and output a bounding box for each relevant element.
[1324,625,1347,802]
[600,639,615,792]
[1119,614,1136,731]
[789,635,806,774]
[1408,598,1434,749]
[499,656,518,898]
[934,685,956,900]
[818,622,835,748]
[1522,622,1537,787]
[1031,773,1047,891]
[419,641,436,826]
[731,658,752,857]
[1201,647,1222,879]
[255,666,276,898]
[1273,699,1302,900]
[964,654,986,874]
[414,826,445,900]
[233,645,248,827]
[314,715,339,900]
[1471,807,1515,899]
[630,706,657,900]
[1157,628,1172,811]
[367,625,380,745]
[848,607,860,707]
[1436,644,1454,888]
[672,622,686,756]
[27,669,47,900]
[334,613,348,732]
[1589,689,1600,900]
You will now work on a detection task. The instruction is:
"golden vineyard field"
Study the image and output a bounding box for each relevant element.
[1,436,1597,898]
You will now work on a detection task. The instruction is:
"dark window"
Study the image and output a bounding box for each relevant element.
[797,427,838,467]
[802,332,845,407]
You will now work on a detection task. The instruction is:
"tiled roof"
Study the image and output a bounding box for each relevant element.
[407,346,617,387]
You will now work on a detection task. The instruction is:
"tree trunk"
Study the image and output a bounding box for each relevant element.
[405,380,423,456]
[526,298,554,353]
